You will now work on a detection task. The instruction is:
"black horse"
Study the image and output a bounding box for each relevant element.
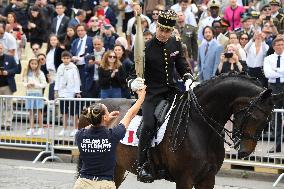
[77,73,284,189]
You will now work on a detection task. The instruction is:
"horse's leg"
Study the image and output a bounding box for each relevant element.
[114,164,126,189]
[176,176,194,189]
[194,175,215,189]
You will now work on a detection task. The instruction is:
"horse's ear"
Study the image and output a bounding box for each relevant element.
[260,89,272,100]
[271,92,284,104]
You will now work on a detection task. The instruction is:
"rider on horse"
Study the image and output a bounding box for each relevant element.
[131,9,193,183]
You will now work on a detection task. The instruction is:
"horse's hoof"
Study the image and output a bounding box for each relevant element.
[137,169,154,183]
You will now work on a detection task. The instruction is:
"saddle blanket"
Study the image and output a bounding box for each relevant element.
[120,115,169,147]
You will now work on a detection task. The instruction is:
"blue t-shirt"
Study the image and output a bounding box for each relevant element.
[75,123,126,178]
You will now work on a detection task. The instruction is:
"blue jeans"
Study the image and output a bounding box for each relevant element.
[100,87,122,98]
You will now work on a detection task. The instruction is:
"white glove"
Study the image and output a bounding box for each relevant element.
[129,77,145,91]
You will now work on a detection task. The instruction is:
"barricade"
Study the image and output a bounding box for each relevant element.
[0,95,51,163]
[43,97,101,163]
[224,109,284,187]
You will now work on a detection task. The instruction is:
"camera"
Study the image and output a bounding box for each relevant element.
[86,54,96,61]
[264,16,271,20]
[224,52,233,58]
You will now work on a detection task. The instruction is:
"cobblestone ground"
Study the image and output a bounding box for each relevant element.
[0,158,283,189]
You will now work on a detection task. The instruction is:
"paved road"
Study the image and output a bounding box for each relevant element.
[0,158,283,189]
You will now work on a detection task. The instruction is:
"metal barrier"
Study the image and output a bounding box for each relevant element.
[43,97,101,163]
[224,109,284,187]
[0,95,52,163]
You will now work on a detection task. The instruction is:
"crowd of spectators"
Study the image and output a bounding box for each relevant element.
[1,0,284,138]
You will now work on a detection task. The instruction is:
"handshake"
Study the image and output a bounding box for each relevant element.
[128,77,145,91]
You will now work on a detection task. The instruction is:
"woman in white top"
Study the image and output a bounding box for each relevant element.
[23,58,47,136]
[245,31,269,87]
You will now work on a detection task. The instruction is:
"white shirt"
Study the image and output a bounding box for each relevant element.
[170,4,197,27]
[0,32,18,63]
[54,62,81,98]
[244,39,268,68]
[149,21,157,34]
[56,14,64,34]
[76,35,87,65]
[124,0,133,13]
[46,48,56,71]
[264,52,284,83]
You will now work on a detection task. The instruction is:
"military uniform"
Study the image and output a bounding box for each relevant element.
[137,9,190,183]
[270,0,284,33]
[175,24,198,61]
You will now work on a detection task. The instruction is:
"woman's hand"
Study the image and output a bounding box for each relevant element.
[231,53,239,63]
[220,53,225,63]
[136,86,146,101]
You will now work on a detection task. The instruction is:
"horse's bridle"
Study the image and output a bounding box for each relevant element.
[188,89,271,149]
[232,95,272,147]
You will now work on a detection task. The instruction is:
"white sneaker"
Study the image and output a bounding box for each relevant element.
[70,129,78,137]
[34,128,44,136]
[26,128,34,136]
[58,129,66,136]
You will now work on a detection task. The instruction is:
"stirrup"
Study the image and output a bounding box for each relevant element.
[137,163,154,183]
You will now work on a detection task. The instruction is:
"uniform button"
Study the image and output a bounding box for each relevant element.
[164,49,166,51]
[167,74,169,76]
[164,53,167,55]
[165,58,168,60]
[165,62,168,64]
[167,82,169,85]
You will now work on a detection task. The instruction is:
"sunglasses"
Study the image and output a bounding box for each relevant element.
[152,12,159,15]
[240,37,248,40]
[108,55,116,59]
[263,8,271,11]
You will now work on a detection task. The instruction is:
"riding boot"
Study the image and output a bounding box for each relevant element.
[137,130,154,183]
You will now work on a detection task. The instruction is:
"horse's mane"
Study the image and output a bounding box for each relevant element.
[193,72,264,92]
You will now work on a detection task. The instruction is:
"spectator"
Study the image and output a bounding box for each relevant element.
[149,9,159,34]
[99,0,117,27]
[143,0,165,18]
[54,51,81,137]
[70,24,93,97]
[114,44,134,98]
[239,32,249,48]
[143,30,153,42]
[198,26,223,81]
[245,31,269,87]
[73,87,146,189]
[46,34,64,100]
[0,22,20,68]
[171,0,197,27]
[63,26,76,51]
[270,0,284,33]
[101,24,118,50]
[228,32,246,61]
[51,2,70,43]
[216,44,245,75]
[223,0,245,31]
[212,19,229,47]
[236,15,254,39]
[87,16,101,37]
[115,36,128,50]
[37,53,48,83]
[0,43,18,130]
[197,0,221,42]
[96,6,111,28]
[5,12,22,34]
[68,9,86,28]
[85,36,105,98]
[10,0,29,35]
[23,58,47,136]
[28,6,45,47]
[175,11,198,62]
[118,0,134,33]
[126,3,151,49]
[264,37,284,153]
[98,50,126,98]
[31,43,41,57]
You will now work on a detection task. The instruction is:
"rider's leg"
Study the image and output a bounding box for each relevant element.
[137,100,157,182]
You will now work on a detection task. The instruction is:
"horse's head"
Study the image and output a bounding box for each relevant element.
[233,89,284,158]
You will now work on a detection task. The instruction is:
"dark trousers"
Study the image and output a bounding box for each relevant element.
[122,11,134,33]
[85,80,100,98]
[77,65,86,97]
[269,83,284,151]
[248,67,268,88]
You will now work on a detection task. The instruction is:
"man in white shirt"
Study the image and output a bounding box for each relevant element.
[171,0,197,27]
[263,37,284,153]
[51,2,70,43]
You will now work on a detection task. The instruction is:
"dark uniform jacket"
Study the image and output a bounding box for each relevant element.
[175,24,198,61]
[144,37,189,100]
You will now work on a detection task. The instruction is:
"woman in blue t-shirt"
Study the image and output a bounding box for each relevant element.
[73,86,146,189]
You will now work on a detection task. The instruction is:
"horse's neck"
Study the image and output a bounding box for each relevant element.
[195,80,263,126]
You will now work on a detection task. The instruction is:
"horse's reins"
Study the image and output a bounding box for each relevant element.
[169,85,271,151]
